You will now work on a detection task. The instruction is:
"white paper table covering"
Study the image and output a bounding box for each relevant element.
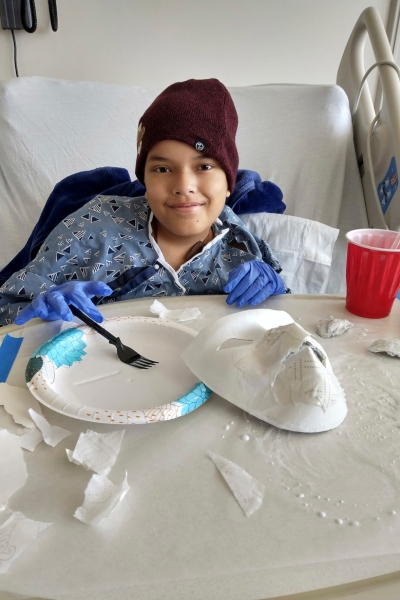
[0,511,52,574]
[0,431,27,510]
[0,295,400,600]
[0,382,42,428]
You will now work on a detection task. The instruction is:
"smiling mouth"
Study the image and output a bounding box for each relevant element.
[168,203,204,211]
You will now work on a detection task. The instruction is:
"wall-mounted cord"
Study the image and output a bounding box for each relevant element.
[48,0,57,31]
[366,110,382,218]
[352,60,400,223]
[21,0,37,33]
[10,29,19,77]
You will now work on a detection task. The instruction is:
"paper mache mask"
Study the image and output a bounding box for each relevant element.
[181,309,347,433]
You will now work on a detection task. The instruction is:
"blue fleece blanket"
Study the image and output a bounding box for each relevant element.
[0,167,285,284]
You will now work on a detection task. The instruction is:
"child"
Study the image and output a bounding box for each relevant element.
[0,78,287,327]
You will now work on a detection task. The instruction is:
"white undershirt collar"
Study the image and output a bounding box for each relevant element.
[148,212,228,289]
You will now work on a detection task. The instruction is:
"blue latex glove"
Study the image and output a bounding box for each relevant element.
[15,281,112,325]
[223,261,286,307]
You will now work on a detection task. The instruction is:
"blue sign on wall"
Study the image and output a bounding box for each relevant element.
[377,156,398,215]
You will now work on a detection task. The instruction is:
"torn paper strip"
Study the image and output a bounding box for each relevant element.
[272,344,345,412]
[208,451,265,517]
[28,409,72,447]
[74,472,130,525]
[66,429,125,475]
[150,300,201,322]
[0,511,52,573]
[0,382,42,428]
[19,427,44,452]
[0,431,27,510]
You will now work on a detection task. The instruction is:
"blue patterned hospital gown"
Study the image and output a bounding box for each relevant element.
[0,195,284,326]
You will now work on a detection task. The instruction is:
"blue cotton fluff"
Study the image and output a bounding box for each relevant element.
[226,170,286,215]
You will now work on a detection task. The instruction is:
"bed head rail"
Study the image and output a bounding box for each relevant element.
[337,6,400,231]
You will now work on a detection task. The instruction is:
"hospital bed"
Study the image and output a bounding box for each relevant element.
[0,5,400,600]
[2,11,400,298]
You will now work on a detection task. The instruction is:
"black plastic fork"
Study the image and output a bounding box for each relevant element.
[69,305,158,369]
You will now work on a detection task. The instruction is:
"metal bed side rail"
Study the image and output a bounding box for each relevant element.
[337,6,400,231]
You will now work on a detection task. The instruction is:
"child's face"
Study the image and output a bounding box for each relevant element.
[144,140,229,239]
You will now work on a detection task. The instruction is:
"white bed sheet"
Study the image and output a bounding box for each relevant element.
[241,212,340,293]
[0,78,368,294]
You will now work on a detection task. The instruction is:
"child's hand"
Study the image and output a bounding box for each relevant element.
[223,261,286,307]
[15,281,112,325]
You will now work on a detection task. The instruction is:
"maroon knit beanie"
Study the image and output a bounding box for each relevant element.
[135,78,239,192]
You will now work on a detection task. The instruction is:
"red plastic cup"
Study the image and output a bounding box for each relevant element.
[345,229,400,318]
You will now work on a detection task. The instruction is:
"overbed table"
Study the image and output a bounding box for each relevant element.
[1,294,400,600]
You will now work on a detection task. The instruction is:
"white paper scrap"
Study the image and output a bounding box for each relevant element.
[0,382,42,428]
[74,472,130,525]
[315,317,353,339]
[150,300,201,322]
[208,451,265,517]
[28,409,72,447]
[0,511,52,573]
[369,338,400,358]
[66,448,76,463]
[19,427,44,452]
[66,429,125,475]
[0,431,27,510]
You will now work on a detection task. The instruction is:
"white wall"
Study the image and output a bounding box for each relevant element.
[0,0,392,88]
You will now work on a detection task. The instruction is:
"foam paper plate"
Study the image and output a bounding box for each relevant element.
[25,316,212,424]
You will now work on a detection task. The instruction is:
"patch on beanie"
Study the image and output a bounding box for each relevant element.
[137,122,145,154]
[194,139,206,152]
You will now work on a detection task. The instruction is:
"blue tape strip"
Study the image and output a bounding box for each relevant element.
[0,334,24,383]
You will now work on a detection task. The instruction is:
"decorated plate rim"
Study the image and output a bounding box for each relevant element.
[25,316,212,424]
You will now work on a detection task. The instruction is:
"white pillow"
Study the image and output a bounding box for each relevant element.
[240,213,340,294]
[0,77,159,269]
[230,84,367,233]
